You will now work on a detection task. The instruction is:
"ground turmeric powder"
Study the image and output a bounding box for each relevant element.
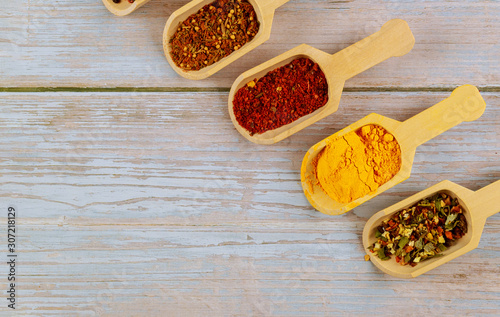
[315,124,401,204]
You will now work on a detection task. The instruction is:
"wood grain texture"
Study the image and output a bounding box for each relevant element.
[1,0,499,88]
[0,91,498,315]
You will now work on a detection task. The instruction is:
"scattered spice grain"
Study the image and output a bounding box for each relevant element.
[169,0,260,71]
[232,57,328,135]
[368,192,468,266]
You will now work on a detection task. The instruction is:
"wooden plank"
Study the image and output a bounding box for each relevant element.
[0,0,499,88]
[1,91,498,314]
[14,226,500,315]
[1,91,498,222]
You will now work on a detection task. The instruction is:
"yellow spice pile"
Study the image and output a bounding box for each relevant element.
[315,124,402,204]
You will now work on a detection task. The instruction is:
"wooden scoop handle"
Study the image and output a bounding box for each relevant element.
[467,180,500,222]
[102,0,151,16]
[332,19,415,80]
[397,85,486,147]
[259,0,291,11]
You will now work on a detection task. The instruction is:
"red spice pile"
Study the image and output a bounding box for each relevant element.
[232,58,329,135]
[169,0,259,71]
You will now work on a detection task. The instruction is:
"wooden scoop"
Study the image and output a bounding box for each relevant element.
[362,180,500,278]
[228,19,415,144]
[102,0,151,16]
[163,0,291,80]
[301,85,486,216]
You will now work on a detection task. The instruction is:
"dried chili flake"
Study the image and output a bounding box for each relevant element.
[232,58,328,135]
[169,0,260,71]
[368,192,468,266]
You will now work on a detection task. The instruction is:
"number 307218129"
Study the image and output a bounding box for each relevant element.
[8,207,15,253]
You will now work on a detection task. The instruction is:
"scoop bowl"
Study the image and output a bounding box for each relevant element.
[228,45,345,144]
[362,180,500,278]
[163,0,290,80]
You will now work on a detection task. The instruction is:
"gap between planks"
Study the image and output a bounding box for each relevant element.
[0,87,499,93]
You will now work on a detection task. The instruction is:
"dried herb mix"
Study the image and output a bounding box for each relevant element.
[232,57,329,135]
[169,0,260,71]
[368,192,468,266]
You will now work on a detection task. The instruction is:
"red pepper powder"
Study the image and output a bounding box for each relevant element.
[232,58,328,135]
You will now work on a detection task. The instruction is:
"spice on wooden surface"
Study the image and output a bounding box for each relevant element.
[314,124,401,204]
[169,0,260,71]
[232,58,328,135]
[368,192,468,266]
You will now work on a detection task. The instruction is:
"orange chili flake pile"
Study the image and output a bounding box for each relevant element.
[169,0,260,71]
[232,58,329,135]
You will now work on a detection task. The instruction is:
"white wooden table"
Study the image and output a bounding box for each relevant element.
[1,0,499,315]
